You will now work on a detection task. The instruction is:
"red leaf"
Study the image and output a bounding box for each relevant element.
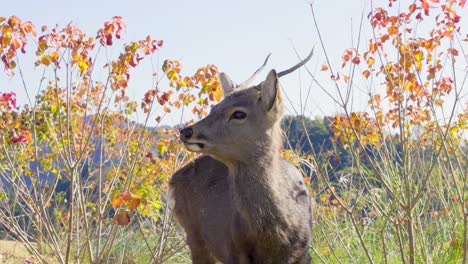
[113,211,131,226]
[352,57,361,64]
[12,136,27,144]
[422,0,430,15]
[106,34,113,46]
[127,197,141,211]
[120,191,133,202]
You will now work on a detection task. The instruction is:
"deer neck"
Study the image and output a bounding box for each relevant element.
[226,125,284,225]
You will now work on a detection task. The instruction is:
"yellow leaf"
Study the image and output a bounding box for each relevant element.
[50,51,59,62]
[404,82,414,91]
[78,60,89,74]
[157,143,165,155]
[40,55,51,66]
[414,51,424,71]
[213,87,223,102]
[449,126,458,136]
[400,44,410,55]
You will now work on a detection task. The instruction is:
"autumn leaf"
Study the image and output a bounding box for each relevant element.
[351,57,361,65]
[449,126,458,136]
[362,70,370,79]
[157,143,165,155]
[213,87,223,102]
[120,191,133,202]
[320,65,329,71]
[127,197,141,211]
[369,41,377,53]
[111,196,124,208]
[113,211,131,226]
[388,25,398,35]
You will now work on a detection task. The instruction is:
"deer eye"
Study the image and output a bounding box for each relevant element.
[230,111,247,120]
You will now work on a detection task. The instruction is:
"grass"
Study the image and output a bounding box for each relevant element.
[0,240,35,264]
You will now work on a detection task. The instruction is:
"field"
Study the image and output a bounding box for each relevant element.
[0,0,467,263]
[0,240,34,263]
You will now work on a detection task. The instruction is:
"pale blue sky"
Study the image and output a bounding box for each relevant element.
[2,0,465,125]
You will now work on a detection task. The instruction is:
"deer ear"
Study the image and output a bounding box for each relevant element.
[219,72,235,95]
[260,69,279,111]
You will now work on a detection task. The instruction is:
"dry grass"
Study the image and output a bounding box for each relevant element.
[0,240,35,264]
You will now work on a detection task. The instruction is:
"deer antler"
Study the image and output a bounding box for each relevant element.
[278,46,314,78]
[235,46,314,90]
[236,53,272,89]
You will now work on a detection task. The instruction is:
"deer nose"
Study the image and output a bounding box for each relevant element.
[180,127,193,141]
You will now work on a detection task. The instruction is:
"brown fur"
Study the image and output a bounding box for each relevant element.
[169,70,312,264]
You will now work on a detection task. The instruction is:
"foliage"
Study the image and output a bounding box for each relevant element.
[1,0,467,262]
[309,0,467,263]
[283,115,352,172]
[0,15,221,263]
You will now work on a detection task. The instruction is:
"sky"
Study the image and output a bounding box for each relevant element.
[1,0,466,125]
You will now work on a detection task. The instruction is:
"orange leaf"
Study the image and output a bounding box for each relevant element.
[113,211,131,226]
[320,65,329,71]
[369,42,377,53]
[422,0,430,15]
[388,26,398,35]
[342,54,351,62]
[10,37,22,50]
[111,197,124,208]
[363,70,370,79]
[367,57,375,67]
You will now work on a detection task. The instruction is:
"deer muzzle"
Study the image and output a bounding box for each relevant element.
[180,126,206,152]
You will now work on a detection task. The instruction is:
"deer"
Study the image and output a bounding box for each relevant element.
[168,49,314,264]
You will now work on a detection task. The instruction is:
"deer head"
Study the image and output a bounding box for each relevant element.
[179,48,314,163]
[180,69,282,163]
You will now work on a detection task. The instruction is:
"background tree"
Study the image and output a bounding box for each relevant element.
[0,16,221,263]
